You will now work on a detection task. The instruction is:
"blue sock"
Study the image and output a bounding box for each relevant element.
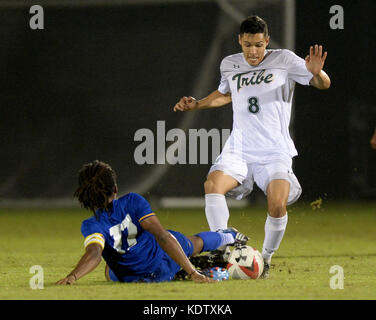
[195,232,222,252]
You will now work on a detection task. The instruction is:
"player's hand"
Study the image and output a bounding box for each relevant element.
[189,270,217,283]
[305,44,327,76]
[56,274,76,285]
[173,96,199,112]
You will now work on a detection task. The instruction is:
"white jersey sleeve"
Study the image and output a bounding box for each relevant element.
[283,49,313,86]
[218,59,231,94]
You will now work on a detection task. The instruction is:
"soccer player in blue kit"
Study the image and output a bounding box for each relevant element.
[56,160,248,284]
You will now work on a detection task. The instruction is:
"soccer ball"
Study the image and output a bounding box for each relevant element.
[226,245,264,280]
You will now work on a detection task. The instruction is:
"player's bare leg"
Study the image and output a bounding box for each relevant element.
[261,179,290,278]
[204,170,239,194]
[267,179,290,218]
[105,264,111,281]
[204,170,239,231]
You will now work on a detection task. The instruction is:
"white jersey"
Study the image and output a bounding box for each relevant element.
[218,49,313,163]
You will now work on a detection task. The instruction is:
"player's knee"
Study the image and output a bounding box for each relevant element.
[204,179,221,194]
[188,235,204,256]
[268,200,287,218]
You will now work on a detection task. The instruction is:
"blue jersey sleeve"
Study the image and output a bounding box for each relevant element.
[128,193,155,223]
[81,218,105,249]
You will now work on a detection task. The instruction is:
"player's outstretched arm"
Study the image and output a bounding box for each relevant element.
[173,90,231,112]
[141,216,216,283]
[305,44,331,90]
[56,243,103,285]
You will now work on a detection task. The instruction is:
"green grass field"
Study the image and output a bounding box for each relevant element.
[0,201,375,300]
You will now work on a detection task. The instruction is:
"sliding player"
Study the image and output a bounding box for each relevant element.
[173,16,330,278]
[56,160,248,284]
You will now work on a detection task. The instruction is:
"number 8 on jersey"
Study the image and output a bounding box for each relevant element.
[248,96,260,114]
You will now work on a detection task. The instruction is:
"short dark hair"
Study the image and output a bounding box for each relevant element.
[239,15,268,38]
[74,160,117,218]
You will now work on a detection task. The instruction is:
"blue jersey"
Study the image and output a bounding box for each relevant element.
[81,192,166,282]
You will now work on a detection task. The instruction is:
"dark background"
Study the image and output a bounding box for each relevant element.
[0,0,375,204]
[294,0,376,201]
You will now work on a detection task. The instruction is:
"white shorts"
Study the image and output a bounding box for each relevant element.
[208,152,302,205]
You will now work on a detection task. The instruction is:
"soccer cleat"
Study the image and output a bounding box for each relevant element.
[174,269,188,280]
[189,247,230,269]
[174,268,206,281]
[174,266,229,281]
[218,227,249,246]
[260,261,270,279]
[189,228,249,270]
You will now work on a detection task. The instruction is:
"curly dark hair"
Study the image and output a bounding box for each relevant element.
[74,160,117,218]
[239,15,268,38]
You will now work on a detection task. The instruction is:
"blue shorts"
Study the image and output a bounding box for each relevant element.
[108,230,194,282]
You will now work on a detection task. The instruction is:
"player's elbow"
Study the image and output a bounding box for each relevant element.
[322,78,331,89]
[155,231,170,247]
[314,79,330,90]
[154,230,177,251]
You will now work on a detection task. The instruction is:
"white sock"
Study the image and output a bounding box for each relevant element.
[205,193,229,232]
[262,213,288,264]
[218,233,235,247]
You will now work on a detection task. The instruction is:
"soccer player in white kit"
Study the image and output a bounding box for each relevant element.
[173,16,330,278]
